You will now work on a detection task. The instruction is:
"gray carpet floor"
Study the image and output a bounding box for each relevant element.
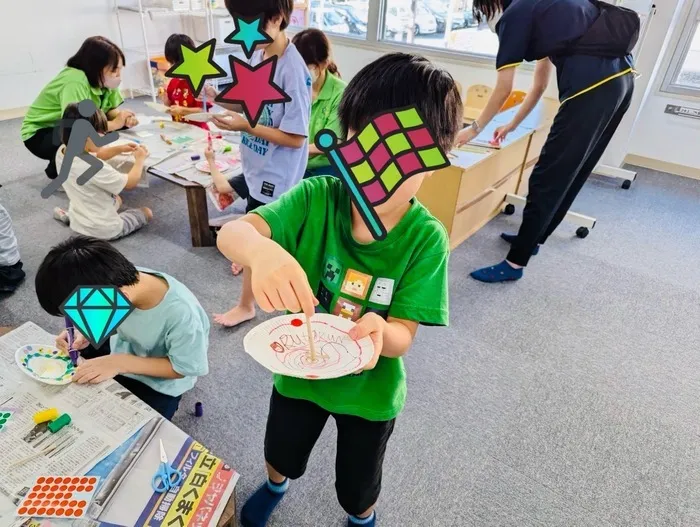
[1,100,699,526]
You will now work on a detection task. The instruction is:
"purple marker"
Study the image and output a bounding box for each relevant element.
[65,317,79,367]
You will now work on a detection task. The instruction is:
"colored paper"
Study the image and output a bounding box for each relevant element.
[315,106,451,241]
[243,314,375,379]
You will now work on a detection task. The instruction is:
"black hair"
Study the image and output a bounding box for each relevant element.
[35,236,139,316]
[164,33,196,64]
[338,53,462,153]
[66,36,126,88]
[60,103,109,145]
[473,0,504,24]
[224,0,293,31]
[292,28,340,77]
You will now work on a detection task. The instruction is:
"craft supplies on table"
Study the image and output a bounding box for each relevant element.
[48,413,72,434]
[15,475,100,519]
[34,408,59,424]
[15,344,76,385]
[151,439,183,493]
[244,314,375,379]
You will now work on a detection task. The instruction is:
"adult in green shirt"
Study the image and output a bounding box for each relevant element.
[292,29,347,178]
[21,36,138,180]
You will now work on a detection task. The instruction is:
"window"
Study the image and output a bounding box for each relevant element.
[380,0,498,57]
[289,0,498,59]
[662,1,700,96]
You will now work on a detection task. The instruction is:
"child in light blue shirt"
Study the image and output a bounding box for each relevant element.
[36,236,209,420]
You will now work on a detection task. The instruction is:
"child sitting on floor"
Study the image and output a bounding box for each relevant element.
[216,52,462,527]
[161,34,212,130]
[36,235,210,420]
[53,103,153,240]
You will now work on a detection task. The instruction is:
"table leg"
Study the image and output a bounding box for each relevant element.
[185,186,214,247]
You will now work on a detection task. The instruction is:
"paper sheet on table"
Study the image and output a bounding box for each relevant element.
[0,323,155,523]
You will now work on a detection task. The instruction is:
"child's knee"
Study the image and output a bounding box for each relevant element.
[141,207,154,221]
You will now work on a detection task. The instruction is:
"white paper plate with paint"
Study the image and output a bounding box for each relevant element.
[243,314,375,380]
[195,160,229,173]
[145,101,170,113]
[15,344,76,385]
[186,112,214,123]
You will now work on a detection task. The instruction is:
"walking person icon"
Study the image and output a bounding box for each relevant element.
[41,99,120,199]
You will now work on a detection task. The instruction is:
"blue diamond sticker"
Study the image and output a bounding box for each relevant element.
[60,286,134,348]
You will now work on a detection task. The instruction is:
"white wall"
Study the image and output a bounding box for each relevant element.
[0,0,119,110]
[627,0,700,170]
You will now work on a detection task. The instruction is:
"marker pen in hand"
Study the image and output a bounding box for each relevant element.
[65,317,79,367]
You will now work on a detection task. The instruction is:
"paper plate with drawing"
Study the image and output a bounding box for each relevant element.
[15,344,76,385]
[243,314,375,380]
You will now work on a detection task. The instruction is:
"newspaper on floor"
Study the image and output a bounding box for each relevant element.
[0,322,155,519]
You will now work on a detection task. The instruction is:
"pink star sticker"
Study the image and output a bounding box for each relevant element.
[216,56,291,127]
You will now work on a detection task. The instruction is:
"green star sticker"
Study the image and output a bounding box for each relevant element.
[224,15,273,59]
[165,38,226,97]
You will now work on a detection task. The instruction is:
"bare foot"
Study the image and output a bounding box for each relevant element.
[213,305,256,327]
[231,262,243,276]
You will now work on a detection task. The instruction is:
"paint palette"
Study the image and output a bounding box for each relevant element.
[15,344,76,385]
[244,314,375,380]
[0,410,14,431]
[16,475,100,518]
[195,159,229,173]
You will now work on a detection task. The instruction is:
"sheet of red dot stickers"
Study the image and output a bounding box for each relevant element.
[15,475,100,519]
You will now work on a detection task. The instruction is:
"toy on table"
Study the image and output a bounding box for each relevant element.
[15,475,100,518]
[48,413,72,433]
[34,407,59,424]
[15,344,76,385]
[151,439,183,493]
[243,314,375,380]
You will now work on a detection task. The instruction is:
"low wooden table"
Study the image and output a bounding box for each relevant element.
[148,167,215,248]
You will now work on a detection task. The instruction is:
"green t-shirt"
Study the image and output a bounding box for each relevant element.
[21,67,124,141]
[253,176,450,421]
[307,73,347,171]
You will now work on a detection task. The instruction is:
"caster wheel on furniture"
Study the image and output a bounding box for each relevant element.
[621,179,632,189]
[576,227,589,239]
[503,204,516,215]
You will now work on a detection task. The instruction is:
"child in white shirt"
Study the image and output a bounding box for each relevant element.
[54,103,153,240]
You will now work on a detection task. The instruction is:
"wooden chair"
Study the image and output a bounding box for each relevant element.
[501,90,527,111]
[463,84,493,122]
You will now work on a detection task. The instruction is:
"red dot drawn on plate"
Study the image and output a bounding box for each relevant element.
[36,477,45,484]
[17,507,27,515]
[291,318,303,327]
[85,485,94,492]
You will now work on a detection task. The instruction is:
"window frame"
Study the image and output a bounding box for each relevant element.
[292,0,501,68]
[661,0,700,97]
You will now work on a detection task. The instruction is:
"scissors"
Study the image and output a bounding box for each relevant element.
[151,439,183,493]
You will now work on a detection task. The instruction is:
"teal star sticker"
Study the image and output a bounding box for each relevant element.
[164,38,226,97]
[224,15,273,59]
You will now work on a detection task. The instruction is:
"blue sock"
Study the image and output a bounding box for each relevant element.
[347,511,376,526]
[470,260,524,283]
[240,478,289,527]
[500,233,540,255]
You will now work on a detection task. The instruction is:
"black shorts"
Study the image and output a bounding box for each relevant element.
[264,387,395,516]
[227,174,266,213]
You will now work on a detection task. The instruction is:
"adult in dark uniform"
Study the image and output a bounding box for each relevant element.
[457,0,636,282]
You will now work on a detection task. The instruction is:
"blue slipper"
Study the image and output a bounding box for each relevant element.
[471,260,523,283]
[500,233,540,255]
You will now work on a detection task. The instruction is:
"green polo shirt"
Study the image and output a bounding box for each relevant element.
[308,73,347,171]
[21,67,123,141]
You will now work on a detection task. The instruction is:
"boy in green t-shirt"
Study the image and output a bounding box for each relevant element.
[217,52,463,527]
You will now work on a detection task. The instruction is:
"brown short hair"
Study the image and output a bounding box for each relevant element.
[60,103,109,145]
[224,0,294,31]
[292,28,340,76]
